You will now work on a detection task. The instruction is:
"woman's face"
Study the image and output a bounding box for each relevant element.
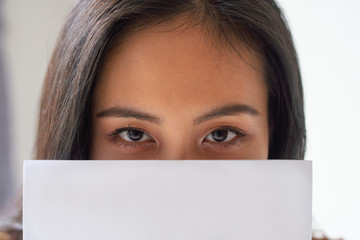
[90,21,269,160]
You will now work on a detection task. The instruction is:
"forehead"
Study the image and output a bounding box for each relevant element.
[95,21,267,117]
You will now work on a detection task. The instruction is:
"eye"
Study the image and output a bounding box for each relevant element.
[110,126,155,148]
[203,127,245,148]
[118,129,152,142]
[205,129,236,142]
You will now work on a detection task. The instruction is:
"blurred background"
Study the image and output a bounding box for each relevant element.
[0,0,359,239]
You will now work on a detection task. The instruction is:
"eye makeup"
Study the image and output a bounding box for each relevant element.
[108,124,156,149]
[108,123,247,151]
[202,126,246,149]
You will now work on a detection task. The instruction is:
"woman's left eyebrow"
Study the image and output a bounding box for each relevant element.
[194,103,259,125]
[96,103,259,125]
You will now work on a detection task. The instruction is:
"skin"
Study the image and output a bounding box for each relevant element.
[90,20,269,160]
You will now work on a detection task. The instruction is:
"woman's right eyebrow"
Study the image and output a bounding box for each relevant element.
[96,103,259,125]
[96,106,162,124]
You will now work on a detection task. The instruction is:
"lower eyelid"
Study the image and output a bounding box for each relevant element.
[109,126,246,149]
[110,136,156,149]
[204,134,243,144]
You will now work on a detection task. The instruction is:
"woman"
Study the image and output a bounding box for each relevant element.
[1,0,309,239]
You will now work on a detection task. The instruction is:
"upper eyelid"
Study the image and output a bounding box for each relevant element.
[114,126,152,136]
[207,125,245,135]
[115,125,242,133]
[113,125,245,141]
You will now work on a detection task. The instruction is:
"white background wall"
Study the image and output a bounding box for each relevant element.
[3,0,360,239]
[276,1,360,239]
[3,0,72,190]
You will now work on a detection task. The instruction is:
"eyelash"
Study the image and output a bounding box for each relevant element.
[109,124,246,150]
[203,126,245,149]
[109,124,154,149]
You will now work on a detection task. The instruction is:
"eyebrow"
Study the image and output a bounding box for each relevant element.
[96,103,259,125]
[194,104,259,125]
[96,106,162,124]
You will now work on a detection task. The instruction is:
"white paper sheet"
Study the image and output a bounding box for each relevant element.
[23,160,312,240]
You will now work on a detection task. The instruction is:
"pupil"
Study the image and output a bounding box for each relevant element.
[211,130,228,142]
[128,130,143,141]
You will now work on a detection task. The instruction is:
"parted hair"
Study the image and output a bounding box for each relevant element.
[36,0,306,160]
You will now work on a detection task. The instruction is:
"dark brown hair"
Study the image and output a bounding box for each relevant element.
[36,0,306,160]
